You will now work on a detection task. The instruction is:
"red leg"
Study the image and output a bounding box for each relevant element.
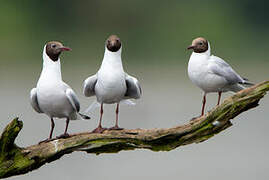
[109,103,123,130]
[39,118,55,144]
[92,103,107,133]
[57,118,70,139]
[201,94,206,116]
[217,92,222,106]
[49,118,55,139]
[64,118,70,135]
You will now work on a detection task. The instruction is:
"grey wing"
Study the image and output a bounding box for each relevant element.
[209,55,244,84]
[30,88,43,113]
[83,74,97,97]
[125,73,142,99]
[66,88,80,112]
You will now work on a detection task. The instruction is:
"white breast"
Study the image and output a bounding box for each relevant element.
[95,48,127,104]
[37,75,74,118]
[36,50,75,118]
[188,52,227,93]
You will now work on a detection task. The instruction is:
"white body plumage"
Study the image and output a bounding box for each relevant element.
[188,43,245,94]
[95,47,127,104]
[31,46,79,120]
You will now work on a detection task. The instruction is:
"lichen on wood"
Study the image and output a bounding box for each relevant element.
[0,81,268,179]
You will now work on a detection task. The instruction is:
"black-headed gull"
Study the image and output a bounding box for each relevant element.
[30,41,90,142]
[187,37,253,116]
[83,35,142,133]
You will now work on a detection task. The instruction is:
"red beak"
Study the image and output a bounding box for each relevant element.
[187,45,194,50]
[60,46,72,51]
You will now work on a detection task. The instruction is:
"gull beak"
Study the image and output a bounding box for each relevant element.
[187,45,194,50]
[111,41,117,47]
[60,46,72,51]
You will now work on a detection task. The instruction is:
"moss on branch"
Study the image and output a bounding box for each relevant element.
[0,81,268,179]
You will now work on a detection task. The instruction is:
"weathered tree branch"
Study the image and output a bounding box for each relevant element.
[0,81,268,178]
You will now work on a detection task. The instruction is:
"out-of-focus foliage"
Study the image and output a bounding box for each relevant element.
[0,0,268,66]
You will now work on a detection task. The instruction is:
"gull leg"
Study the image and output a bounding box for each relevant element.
[92,103,107,133]
[57,118,70,139]
[109,103,123,130]
[201,93,206,116]
[190,93,207,121]
[49,118,55,139]
[217,92,222,106]
[39,118,55,144]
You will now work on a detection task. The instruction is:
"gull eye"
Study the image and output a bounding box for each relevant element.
[199,42,203,45]
[52,44,56,48]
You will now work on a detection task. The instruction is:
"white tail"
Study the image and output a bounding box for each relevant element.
[85,100,101,113]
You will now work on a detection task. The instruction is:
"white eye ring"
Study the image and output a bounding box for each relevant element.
[52,44,56,48]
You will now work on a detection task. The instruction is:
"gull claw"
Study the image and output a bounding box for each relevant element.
[56,133,70,139]
[91,127,108,134]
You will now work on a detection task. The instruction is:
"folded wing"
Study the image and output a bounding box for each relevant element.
[30,88,43,113]
[66,88,80,112]
[125,73,142,99]
[209,55,244,84]
[83,74,97,97]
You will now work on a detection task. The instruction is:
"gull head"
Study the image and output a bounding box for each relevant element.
[45,41,71,62]
[187,37,208,53]
[106,35,121,52]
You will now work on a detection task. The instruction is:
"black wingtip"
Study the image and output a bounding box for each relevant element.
[243,77,249,81]
[79,113,91,120]
[240,77,255,86]
[239,81,255,86]
[245,82,255,86]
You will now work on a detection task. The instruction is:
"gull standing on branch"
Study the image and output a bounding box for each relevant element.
[30,41,90,142]
[187,37,253,116]
[83,35,142,133]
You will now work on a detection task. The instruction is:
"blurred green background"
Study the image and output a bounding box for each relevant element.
[0,1,268,180]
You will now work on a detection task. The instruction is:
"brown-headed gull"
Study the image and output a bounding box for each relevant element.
[187,37,253,116]
[83,35,142,133]
[30,41,90,142]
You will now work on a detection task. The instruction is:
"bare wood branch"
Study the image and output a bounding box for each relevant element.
[0,81,268,179]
